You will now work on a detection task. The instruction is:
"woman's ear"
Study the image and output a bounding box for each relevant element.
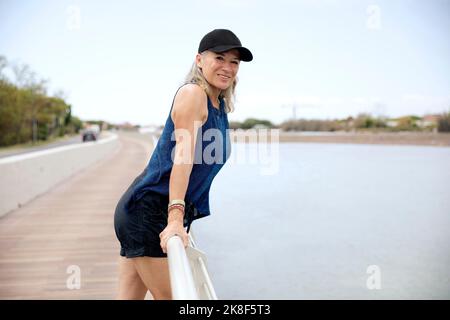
[195,53,203,69]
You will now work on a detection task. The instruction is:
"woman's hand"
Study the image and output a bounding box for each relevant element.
[159,220,189,254]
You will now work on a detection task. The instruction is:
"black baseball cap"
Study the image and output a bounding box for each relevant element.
[198,29,253,62]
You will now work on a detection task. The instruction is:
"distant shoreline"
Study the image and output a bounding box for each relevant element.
[229,131,450,147]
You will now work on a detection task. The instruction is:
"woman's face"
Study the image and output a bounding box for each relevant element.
[196,49,240,91]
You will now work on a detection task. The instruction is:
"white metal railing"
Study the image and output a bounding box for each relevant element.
[166,235,198,299]
[166,229,218,300]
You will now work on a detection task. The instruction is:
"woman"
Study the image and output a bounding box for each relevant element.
[114,29,253,300]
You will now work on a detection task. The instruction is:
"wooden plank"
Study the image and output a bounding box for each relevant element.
[0,132,154,299]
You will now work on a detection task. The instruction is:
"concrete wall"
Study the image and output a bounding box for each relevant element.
[0,133,119,217]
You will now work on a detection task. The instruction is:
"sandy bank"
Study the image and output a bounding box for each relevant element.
[230,131,450,147]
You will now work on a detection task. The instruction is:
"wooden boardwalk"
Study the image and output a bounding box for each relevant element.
[0,132,154,299]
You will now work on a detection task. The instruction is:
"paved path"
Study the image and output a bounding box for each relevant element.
[0,132,153,299]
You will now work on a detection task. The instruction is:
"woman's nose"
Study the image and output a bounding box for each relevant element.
[222,63,233,73]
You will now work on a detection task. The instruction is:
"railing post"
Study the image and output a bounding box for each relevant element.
[166,235,199,300]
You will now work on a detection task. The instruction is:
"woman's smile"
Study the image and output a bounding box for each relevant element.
[218,74,231,81]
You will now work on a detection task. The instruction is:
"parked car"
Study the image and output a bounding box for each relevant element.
[81,124,100,142]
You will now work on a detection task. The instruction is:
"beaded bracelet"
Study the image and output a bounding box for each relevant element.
[168,204,185,214]
[168,199,185,208]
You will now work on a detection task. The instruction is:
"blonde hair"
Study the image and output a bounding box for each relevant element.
[182,51,237,113]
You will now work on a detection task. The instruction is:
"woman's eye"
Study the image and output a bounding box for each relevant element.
[216,57,238,65]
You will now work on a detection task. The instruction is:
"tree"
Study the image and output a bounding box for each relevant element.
[0,56,79,146]
[241,118,274,129]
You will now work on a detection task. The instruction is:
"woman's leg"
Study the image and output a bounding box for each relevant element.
[116,256,148,300]
[132,257,172,300]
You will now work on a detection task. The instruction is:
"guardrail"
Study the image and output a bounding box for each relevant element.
[166,229,218,300]
[0,133,119,217]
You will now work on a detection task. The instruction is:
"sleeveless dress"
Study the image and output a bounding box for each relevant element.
[114,84,231,258]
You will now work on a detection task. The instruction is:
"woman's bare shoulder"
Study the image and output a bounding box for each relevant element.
[171,83,208,123]
[176,83,206,102]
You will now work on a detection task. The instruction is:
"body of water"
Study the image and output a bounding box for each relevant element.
[192,142,450,299]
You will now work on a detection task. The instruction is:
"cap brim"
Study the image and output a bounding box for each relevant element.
[209,45,253,62]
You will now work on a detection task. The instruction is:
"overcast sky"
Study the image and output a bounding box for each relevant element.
[1,0,449,126]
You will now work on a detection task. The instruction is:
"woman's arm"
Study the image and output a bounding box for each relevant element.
[159,84,207,253]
